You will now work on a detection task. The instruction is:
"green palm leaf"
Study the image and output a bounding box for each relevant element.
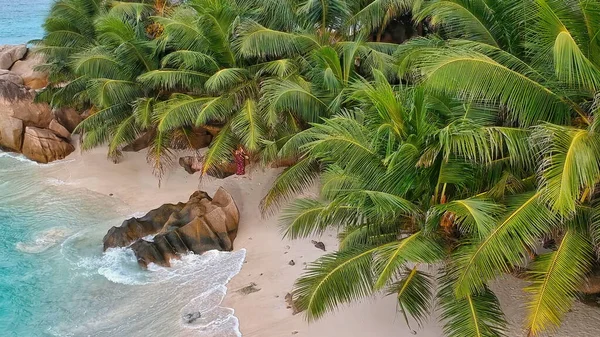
[260,157,321,215]
[409,48,572,126]
[231,99,265,152]
[439,276,507,337]
[202,122,237,174]
[526,230,593,336]
[388,266,435,329]
[293,246,379,321]
[536,124,600,216]
[452,192,557,297]
[373,233,443,289]
[138,69,210,91]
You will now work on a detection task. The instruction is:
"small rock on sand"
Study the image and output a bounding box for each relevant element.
[237,282,261,295]
[289,260,295,266]
[311,240,326,251]
[285,292,301,315]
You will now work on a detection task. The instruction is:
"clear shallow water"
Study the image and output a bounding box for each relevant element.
[0,0,52,45]
[0,152,245,336]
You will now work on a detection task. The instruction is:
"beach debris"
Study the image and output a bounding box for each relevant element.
[289,260,295,266]
[237,282,261,295]
[292,331,298,335]
[311,240,326,251]
[285,293,301,315]
[285,245,290,250]
[178,156,202,174]
[183,312,202,324]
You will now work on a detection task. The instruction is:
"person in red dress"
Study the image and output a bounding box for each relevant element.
[234,146,247,175]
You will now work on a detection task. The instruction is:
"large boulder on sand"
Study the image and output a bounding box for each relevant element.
[103,188,240,268]
[53,107,83,133]
[0,115,23,151]
[48,119,70,140]
[0,80,74,162]
[103,203,187,250]
[0,45,27,70]
[21,126,75,163]
[122,129,156,152]
[0,81,52,129]
[10,53,48,89]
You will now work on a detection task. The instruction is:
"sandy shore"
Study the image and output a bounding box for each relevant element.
[42,146,600,337]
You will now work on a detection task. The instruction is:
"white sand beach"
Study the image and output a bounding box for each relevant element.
[42,145,600,337]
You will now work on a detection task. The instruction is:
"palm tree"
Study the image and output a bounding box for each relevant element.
[35,0,417,179]
[265,0,600,336]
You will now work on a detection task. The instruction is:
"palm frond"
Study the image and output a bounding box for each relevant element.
[138,69,210,91]
[260,157,321,215]
[526,230,593,336]
[373,233,444,289]
[452,192,557,297]
[388,266,435,329]
[535,124,600,216]
[293,246,378,321]
[439,274,507,337]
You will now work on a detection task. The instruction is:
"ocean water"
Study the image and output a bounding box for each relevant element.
[0,152,245,336]
[0,0,52,45]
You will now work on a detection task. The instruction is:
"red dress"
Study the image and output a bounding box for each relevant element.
[234,149,246,175]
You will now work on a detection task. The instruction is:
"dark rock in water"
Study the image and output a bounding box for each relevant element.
[311,240,326,251]
[0,80,75,163]
[183,312,202,324]
[103,203,186,251]
[21,126,74,163]
[103,187,240,268]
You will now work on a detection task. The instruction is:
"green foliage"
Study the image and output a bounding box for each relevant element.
[39,0,600,336]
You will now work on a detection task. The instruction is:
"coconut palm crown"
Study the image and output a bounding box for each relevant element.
[264,1,600,336]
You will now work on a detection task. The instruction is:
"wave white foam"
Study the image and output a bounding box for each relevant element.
[0,151,76,166]
[77,247,150,285]
[0,151,36,164]
[16,227,71,254]
[180,285,241,337]
[58,229,246,336]
[46,177,72,186]
[127,211,148,219]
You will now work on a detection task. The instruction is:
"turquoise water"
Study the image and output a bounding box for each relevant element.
[0,0,52,45]
[0,152,245,336]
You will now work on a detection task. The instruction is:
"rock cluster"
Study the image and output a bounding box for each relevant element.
[103,188,240,268]
[0,45,78,163]
[0,45,47,89]
[0,80,77,162]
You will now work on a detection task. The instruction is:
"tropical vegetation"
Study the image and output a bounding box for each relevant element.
[36,0,600,336]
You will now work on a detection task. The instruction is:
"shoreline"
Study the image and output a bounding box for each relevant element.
[38,146,600,337]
